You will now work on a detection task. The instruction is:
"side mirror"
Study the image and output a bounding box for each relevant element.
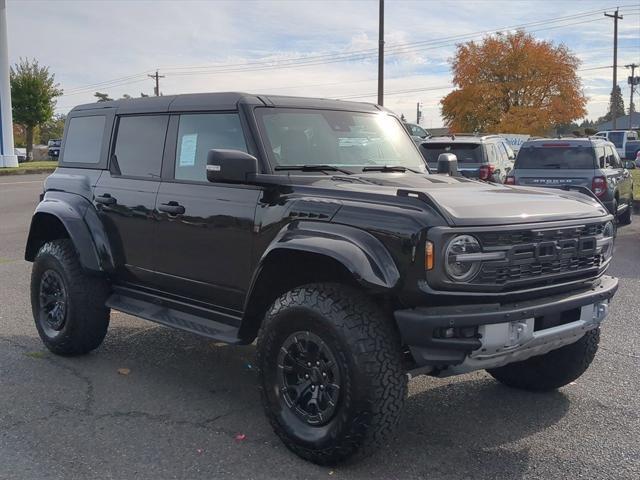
[206,149,258,183]
[624,160,636,170]
[437,153,459,176]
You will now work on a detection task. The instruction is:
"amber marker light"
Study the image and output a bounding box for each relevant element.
[425,241,434,270]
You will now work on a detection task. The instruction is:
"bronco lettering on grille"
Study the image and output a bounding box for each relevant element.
[508,237,597,265]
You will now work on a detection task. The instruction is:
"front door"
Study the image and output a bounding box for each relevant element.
[94,114,169,285]
[153,112,260,313]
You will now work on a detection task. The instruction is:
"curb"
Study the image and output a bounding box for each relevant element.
[0,168,57,177]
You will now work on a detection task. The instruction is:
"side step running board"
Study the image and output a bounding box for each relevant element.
[106,293,242,344]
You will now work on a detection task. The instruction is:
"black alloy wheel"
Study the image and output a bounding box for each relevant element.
[38,269,68,334]
[277,331,341,426]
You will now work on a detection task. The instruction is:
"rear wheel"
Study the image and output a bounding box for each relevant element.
[487,328,600,392]
[31,239,110,356]
[257,283,406,465]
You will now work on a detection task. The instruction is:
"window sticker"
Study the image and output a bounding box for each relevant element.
[179,133,198,166]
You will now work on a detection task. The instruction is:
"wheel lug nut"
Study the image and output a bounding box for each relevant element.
[307,362,311,367]
[316,361,320,366]
[305,374,309,379]
[322,372,327,377]
[320,385,324,390]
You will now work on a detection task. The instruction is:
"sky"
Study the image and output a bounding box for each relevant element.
[5,0,640,127]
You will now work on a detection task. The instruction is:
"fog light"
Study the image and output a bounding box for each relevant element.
[593,301,609,321]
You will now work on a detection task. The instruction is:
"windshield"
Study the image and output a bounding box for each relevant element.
[607,132,624,148]
[255,108,428,173]
[515,146,596,169]
[419,143,483,164]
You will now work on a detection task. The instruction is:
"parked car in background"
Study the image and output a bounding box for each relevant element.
[594,130,640,159]
[404,122,430,145]
[507,137,634,225]
[48,139,62,159]
[14,147,26,162]
[419,134,515,183]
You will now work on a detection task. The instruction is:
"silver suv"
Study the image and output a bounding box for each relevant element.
[419,134,516,183]
[507,137,634,225]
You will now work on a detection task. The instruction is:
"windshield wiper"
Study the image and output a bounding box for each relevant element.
[274,165,353,175]
[362,165,421,173]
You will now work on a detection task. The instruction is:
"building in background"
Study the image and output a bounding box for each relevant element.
[596,113,640,131]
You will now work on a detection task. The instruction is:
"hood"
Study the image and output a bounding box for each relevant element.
[305,172,608,226]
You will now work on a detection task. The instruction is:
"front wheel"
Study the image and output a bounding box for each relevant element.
[487,328,600,392]
[257,283,407,465]
[619,196,633,225]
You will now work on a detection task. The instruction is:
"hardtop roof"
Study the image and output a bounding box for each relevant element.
[71,92,385,115]
[521,137,613,148]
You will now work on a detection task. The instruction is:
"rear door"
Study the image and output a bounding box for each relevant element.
[604,145,631,203]
[93,114,169,285]
[513,143,597,188]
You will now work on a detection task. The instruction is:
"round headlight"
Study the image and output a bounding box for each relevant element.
[601,221,615,260]
[603,221,615,238]
[445,235,482,282]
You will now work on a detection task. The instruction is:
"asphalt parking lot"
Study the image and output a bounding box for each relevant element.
[1,173,639,480]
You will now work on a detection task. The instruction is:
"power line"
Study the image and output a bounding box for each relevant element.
[56,4,640,96]
[147,70,165,97]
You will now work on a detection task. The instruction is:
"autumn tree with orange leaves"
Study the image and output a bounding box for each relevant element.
[441,31,587,135]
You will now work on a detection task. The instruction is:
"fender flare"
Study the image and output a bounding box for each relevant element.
[25,191,115,274]
[254,221,401,291]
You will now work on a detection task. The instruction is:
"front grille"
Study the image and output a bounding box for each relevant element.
[478,253,602,285]
[471,221,607,288]
[477,223,604,248]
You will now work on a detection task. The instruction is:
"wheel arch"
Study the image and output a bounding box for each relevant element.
[25,192,115,274]
[238,221,400,342]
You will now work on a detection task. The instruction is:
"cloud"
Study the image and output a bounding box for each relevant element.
[6,0,639,125]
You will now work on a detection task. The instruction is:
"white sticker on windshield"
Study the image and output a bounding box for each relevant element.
[179,133,198,166]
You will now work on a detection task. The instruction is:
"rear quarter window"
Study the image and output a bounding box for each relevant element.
[515,146,597,169]
[61,115,106,164]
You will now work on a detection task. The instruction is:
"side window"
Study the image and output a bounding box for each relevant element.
[603,146,617,168]
[501,141,515,160]
[486,144,500,165]
[594,147,605,168]
[174,113,247,182]
[113,115,168,178]
[609,147,622,168]
[61,115,106,164]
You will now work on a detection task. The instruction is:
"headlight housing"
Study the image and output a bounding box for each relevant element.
[600,221,615,260]
[444,235,482,281]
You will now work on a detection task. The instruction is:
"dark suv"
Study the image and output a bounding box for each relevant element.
[419,134,516,183]
[26,93,618,465]
[507,137,634,225]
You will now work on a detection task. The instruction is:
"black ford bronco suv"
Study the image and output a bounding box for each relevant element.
[26,93,618,465]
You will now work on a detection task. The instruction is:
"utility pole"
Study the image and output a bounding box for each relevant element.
[625,63,638,129]
[416,102,422,124]
[605,8,623,129]
[377,0,384,106]
[147,70,165,97]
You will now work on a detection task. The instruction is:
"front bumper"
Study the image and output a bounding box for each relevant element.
[395,275,618,370]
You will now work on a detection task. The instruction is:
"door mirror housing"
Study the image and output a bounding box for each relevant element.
[206,149,258,183]
[436,153,459,176]
[624,160,636,170]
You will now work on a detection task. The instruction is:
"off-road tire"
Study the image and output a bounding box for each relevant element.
[256,283,407,465]
[487,328,600,392]
[619,197,632,225]
[31,239,110,356]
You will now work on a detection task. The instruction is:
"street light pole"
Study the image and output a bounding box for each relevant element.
[625,63,638,129]
[377,0,384,106]
[0,0,18,168]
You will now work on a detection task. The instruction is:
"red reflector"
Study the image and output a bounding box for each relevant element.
[505,176,516,185]
[592,176,607,197]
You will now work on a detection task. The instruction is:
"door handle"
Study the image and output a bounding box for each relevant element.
[158,201,185,215]
[95,193,116,205]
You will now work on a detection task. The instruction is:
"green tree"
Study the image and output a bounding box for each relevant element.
[604,85,625,122]
[38,114,66,144]
[94,92,113,102]
[10,58,63,159]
